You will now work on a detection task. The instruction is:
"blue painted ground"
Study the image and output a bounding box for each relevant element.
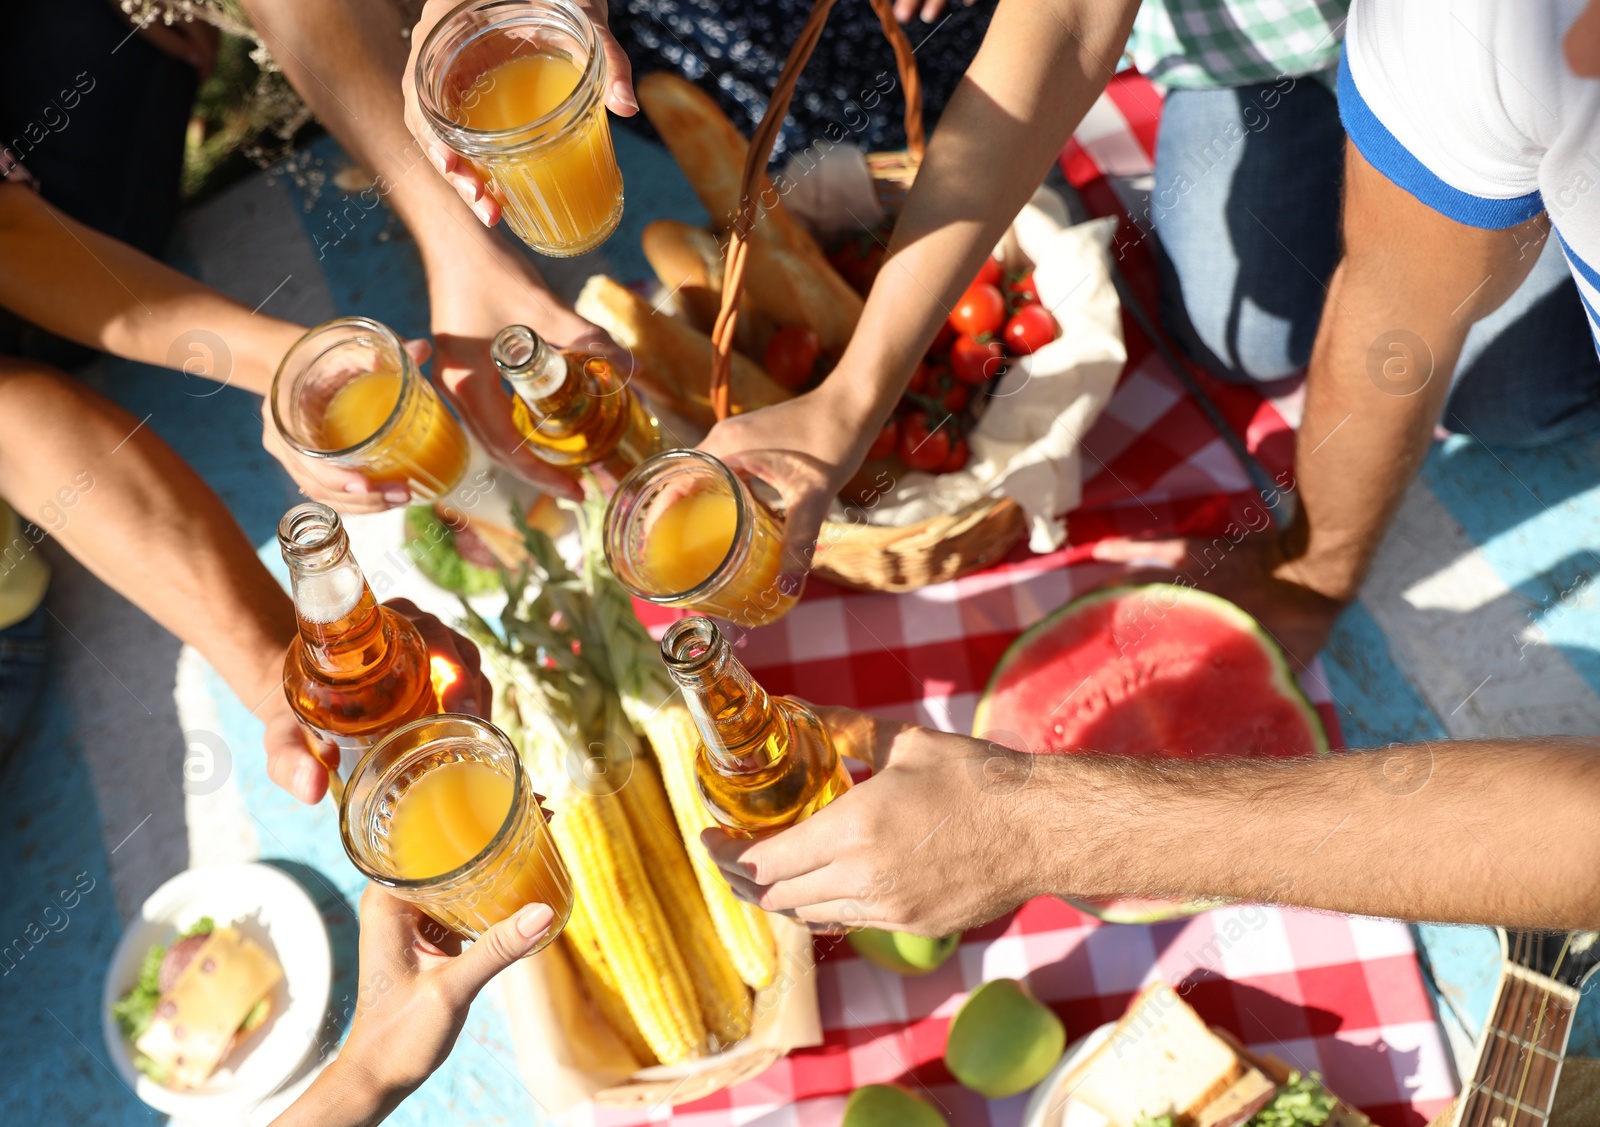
[6,122,1599,1126]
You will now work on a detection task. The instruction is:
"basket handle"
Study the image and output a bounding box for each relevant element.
[707,0,925,422]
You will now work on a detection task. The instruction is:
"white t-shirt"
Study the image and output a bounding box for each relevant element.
[1342,0,1600,340]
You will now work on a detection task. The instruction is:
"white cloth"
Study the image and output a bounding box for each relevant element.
[829,190,1126,553]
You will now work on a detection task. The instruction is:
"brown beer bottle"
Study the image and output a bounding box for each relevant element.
[492,323,661,485]
[660,616,850,837]
[278,502,438,775]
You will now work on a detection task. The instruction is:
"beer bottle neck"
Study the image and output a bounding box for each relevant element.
[278,503,389,674]
[493,324,592,436]
[661,617,778,774]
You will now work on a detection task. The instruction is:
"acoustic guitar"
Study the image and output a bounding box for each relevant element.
[1447,930,1600,1126]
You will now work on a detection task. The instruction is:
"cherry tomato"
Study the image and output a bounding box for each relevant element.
[950,334,1005,386]
[866,418,898,461]
[950,282,1006,338]
[907,359,934,394]
[940,382,970,414]
[973,257,1003,289]
[763,325,823,391]
[827,232,887,297]
[938,434,970,474]
[1003,304,1058,355]
[930,321,958,355]
[896,411,953,472]
[1007,272,1040,307]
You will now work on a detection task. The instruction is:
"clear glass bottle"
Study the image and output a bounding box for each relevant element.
[660,615,850,837]
[278,502,439,778]
[492,323,661,485]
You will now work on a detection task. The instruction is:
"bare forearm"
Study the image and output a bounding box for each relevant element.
[1284,147,1547,601]
[241,0,493,263]
[820,0,1139,430]
[0,185,300,395]
[271,1057,406,1127]
[1044,741,1600,928]
[0,363,295,710]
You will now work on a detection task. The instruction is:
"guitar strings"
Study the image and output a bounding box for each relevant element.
[1467,931,1571,1127]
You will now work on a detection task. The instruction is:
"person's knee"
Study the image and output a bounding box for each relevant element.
[1163,285,1312,385]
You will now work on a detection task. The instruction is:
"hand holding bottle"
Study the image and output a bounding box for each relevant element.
[268,597,490,805]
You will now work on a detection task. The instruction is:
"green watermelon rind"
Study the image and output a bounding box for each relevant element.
[972,583,1330,925]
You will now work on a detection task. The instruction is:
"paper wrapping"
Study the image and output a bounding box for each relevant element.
[827,190,1126,553]
[500,915,821,1115]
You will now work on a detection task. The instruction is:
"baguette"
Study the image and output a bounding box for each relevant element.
[641,219,776,356]
[636,71,821,260]
[574,274,792,428]
[741,235,863,354]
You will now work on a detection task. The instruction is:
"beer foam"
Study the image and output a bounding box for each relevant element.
[294,566,364,624]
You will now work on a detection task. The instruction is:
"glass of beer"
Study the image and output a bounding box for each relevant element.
[603,449,802,628]
[340,714,574,944]
[416,0,624,257]
[272,317,470,503]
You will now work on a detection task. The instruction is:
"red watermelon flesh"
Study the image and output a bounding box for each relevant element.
[973,584,1326,924]
[974,584,1324,760]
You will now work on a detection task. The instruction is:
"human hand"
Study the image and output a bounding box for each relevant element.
[401,0,638,228]
[1089,530,1348,669]
[698,384,879,573]
[891,0,976,24]
[260,338,433,513]
[263,599,492,804]
[702,707,1057,936]
[272,886,556,1126]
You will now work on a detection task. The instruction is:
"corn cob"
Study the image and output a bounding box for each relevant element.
[562,896,655,1066]
[639,702,777,990]
[547,788,707,1063]
[619,752,754,1045]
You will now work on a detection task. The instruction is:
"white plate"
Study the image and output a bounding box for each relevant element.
[100,862,333,1117]
[1021,1022,1116,1127]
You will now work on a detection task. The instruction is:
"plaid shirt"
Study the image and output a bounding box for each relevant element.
[1126,0,1348,88]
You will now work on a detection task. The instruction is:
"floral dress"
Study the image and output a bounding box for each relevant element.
[608,0,997,161]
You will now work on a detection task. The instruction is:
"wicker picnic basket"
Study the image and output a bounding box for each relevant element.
[706,0,1030,593]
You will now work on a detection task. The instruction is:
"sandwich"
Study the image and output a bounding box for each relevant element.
[111,917,283,1090]
[1061,983,1368,1127]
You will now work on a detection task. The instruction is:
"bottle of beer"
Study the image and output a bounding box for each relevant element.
[660,615,850,836]
[278,502,438,777]
[492,323,661,484]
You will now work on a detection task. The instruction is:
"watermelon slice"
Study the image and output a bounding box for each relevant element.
[973,584,1327,923]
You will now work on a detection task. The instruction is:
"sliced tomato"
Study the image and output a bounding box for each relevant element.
[1003,304,1058,355]
[973,256,1004,289]
[896,411,953,472]
[950,282,1006,338]
[866,418,898,461]
[938,434,970,474]
[950,334,1005,386]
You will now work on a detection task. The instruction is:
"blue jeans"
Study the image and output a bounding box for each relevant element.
[1150,77,1600,446]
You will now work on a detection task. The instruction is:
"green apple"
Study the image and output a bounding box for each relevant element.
[944,978,1066,1098]
[841,1084,948,1127]
[848,928,961,975]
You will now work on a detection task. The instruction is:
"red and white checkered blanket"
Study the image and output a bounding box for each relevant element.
[583,72,1456,1127]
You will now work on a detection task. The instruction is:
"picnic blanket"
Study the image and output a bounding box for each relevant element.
[577,72,1456,1127]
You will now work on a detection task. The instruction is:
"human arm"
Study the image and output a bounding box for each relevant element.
[0,360,489,803]
[698,0,1140,556]
[0,182,407,509]
[241,0,615,497]
[705,707,1600,935]
[271,886,556,1127]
